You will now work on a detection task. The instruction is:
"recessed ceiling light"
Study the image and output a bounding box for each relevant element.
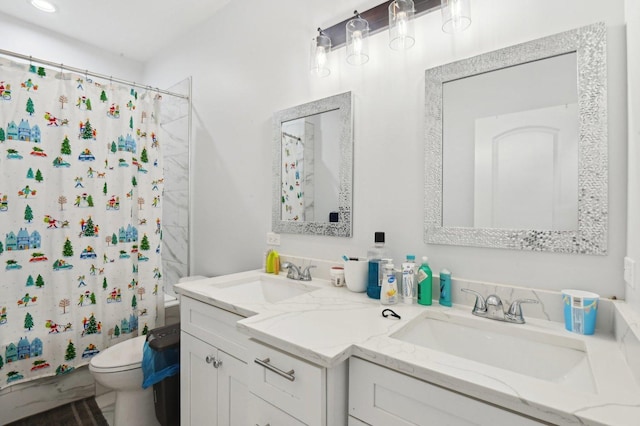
[30,0,57,13]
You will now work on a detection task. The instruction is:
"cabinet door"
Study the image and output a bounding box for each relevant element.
[216,350,249,426]
[248,393,306,426]
[181,332,219,426]
[349,358,544,426]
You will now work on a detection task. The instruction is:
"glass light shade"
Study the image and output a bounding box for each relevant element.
[346,17,369,65]
[310,33,331,77]
[441,0,471,33]
[389,0,415,50]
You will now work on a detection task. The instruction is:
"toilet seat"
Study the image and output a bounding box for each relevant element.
[89,335,146,373]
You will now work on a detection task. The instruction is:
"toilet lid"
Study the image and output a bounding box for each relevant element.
[89,335,146,373]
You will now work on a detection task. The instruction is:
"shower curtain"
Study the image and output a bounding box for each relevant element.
[0,57,163,389]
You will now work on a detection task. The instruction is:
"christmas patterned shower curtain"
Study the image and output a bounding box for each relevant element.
[0,57,163,389]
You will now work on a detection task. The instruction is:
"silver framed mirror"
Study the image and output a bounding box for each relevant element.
[424,23,607,254]
[272,91,353,237]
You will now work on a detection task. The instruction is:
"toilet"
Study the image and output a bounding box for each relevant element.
[89,335,160,426]
[89,276,206,425]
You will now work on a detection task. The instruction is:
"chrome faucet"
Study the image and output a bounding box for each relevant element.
[281,262,315,281]
[461,288,538,324]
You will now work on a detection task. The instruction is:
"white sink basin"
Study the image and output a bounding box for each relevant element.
[391,310,596,392]
[214,275,317,304]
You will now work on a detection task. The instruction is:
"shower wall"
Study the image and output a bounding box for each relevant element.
[159,78,191,295]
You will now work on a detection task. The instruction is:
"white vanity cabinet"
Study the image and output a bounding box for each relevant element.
[247,338,348,426]
[348,358,545,426]
[180,296,250,426]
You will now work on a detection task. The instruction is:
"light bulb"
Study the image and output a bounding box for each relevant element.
[352,31,363,55]
[388,0,415,50]
[310,32,331,77]
[451,0,463,31]
[397,11,408,37]
[316,46,327,68]
[346,15,369,65]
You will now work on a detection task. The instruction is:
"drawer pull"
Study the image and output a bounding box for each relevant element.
[254,357,295,382]
[205,355,214,364]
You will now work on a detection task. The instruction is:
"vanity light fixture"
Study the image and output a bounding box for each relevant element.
[389,0,416,50]
[346,11,370,65]
[310,28,332,77]
[314,0,465,75]
[30,0,57,13]
[441,0,471,33]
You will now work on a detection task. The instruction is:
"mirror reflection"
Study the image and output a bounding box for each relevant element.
[280,108,341,222]
[272,92,352,237]
[442,53,579,231]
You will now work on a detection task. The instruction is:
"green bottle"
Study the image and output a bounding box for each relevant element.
[417,256,433,306]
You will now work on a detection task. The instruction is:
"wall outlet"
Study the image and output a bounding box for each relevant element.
[266,232,281,246]
[624,256,635,289]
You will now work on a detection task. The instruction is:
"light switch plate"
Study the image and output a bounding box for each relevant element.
[624,256,635,288]
[266,232,280,246]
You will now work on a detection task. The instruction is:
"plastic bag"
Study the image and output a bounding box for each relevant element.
[141,340,180,389]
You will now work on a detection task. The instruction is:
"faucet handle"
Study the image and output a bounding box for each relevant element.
[301,265,316,281]
[505,299,539,324]
[461,288,486,313]
[281,262,301,280]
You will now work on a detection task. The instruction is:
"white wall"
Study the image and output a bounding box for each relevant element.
[143,0,628,297]
[625,0,640,310]
[0,13,144,83]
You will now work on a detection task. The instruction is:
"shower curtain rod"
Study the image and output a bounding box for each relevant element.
[0,48,189,100]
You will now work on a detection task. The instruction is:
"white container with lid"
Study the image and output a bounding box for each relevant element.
[330,266,345,287]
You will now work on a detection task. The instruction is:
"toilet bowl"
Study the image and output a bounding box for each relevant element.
[89,335,160,426]
[90,276,206,425]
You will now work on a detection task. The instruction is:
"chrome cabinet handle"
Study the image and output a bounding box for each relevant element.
[206,355,222,368]
[254,357,295,382]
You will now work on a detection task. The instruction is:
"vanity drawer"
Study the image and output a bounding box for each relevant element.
[349,357,544,426]
[181,296,249,362]
[248,393,306,426]
[248,339,325,426]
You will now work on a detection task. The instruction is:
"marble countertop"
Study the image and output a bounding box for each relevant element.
[175,269,640,426]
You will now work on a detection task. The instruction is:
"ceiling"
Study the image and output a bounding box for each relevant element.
[1,0,232,62]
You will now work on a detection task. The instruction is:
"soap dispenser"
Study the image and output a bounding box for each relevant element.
[380,263,398,305]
